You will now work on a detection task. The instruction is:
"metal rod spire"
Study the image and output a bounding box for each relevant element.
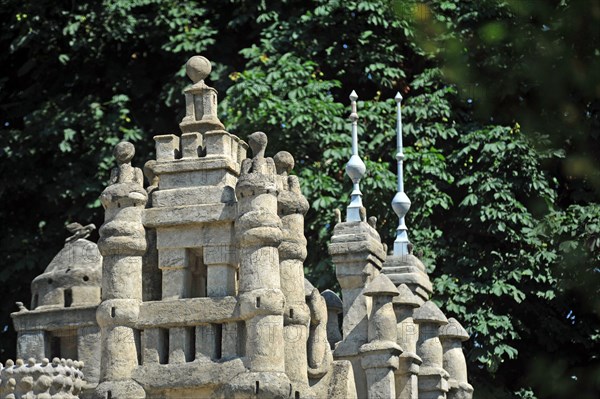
[392,92,411,255]
[345,90,366,222]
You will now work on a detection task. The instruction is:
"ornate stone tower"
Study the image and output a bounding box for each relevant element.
[94,141,147,399]
[6,56,474,399]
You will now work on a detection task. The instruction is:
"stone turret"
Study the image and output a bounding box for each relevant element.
[439,318,473,399]
[234,131,289,395]
[144,55,246,303]
[274,151,311,391]
[360,274,402,399]
[94,141,147,399]
[414,301,450,399]
[394,284,423,399]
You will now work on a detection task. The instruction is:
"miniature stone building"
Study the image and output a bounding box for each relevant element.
[4,55,473,399]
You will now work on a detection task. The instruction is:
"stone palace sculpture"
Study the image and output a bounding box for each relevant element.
[4,55,473,399]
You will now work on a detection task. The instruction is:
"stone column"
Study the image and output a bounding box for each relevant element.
[94,141,146,399]
[16,330,45,360]
[359,274,402,399]
[393,284,423,399]
[235,132,285,374]
[414,301,450,399]
[274,151,311,388]
[204,244,237,297]
[329,218,386,398]
[439,318,474,399]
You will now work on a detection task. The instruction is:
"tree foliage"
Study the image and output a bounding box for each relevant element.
[1,1,598,397]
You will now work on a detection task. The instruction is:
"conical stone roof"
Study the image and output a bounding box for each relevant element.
[392,283,421,307]
[413,300,448,325]
[439,317,470,341]
[363,273,399,297]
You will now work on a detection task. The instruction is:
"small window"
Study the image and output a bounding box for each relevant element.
[64,289,73,308]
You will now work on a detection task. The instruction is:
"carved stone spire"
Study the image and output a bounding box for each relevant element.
[179,55,225,134]
[392,92,412,256]
[345,90,367,222]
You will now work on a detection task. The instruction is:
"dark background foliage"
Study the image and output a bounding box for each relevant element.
[1,1,598,397]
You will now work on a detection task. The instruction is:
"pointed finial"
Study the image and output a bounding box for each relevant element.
[345,90,366,222]
[392,92,412,256]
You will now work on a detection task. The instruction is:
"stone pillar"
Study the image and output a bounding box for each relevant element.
[16,330,46,360]
[204,244,237,297]
[439,318,474,399]
[142,161,161,302]
[274,151,311,388]
[329,218,386,398]
[322,289,343,349]
[235,132,285,374]
[94,141,146,399]
[413,301,450,399]
[359,274,402,399]
[393,284,423,399]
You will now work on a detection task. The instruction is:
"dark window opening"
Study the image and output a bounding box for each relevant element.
[188,249,207,298]
[214,324,222,360]
[64,289,73,308]
[158,328,169,364]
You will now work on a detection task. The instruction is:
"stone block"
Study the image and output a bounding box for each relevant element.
[154,134,180,161]
[181,132,202,158]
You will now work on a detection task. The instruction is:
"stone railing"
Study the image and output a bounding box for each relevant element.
[137,296,246,366]
[0,357,85,398]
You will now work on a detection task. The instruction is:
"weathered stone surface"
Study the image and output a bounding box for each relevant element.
[6,54,473,399]
[30,238,102,310]
[0,357,85,398]
[440,318,473,399]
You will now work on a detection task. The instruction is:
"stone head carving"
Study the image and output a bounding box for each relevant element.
[240,131,276,176]
[274,151,294,176]
[248,131,268,159]
[108,141,144,187]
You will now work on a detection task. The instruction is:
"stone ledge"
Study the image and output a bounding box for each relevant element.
[143,203,237,228]
[11,306,98,331]
[133,357,246,391]
[152,185,236,207]
[137,297,240,328]
[153,157,240,175]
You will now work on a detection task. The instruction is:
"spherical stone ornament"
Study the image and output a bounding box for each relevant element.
[186,55,212,83]
[274,151,294,175]
[113,141,135,164]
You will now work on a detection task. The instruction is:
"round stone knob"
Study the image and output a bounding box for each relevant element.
[274,151,294,175]
[113,141,135,165]
[186,55,212,83]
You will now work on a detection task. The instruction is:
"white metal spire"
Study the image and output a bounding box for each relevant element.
[391,92,412,255]
[345,90,366,222]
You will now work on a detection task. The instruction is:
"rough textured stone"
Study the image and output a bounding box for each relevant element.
[6,54,473,399]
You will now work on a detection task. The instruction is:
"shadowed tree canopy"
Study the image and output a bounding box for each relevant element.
[1,1,598,398]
